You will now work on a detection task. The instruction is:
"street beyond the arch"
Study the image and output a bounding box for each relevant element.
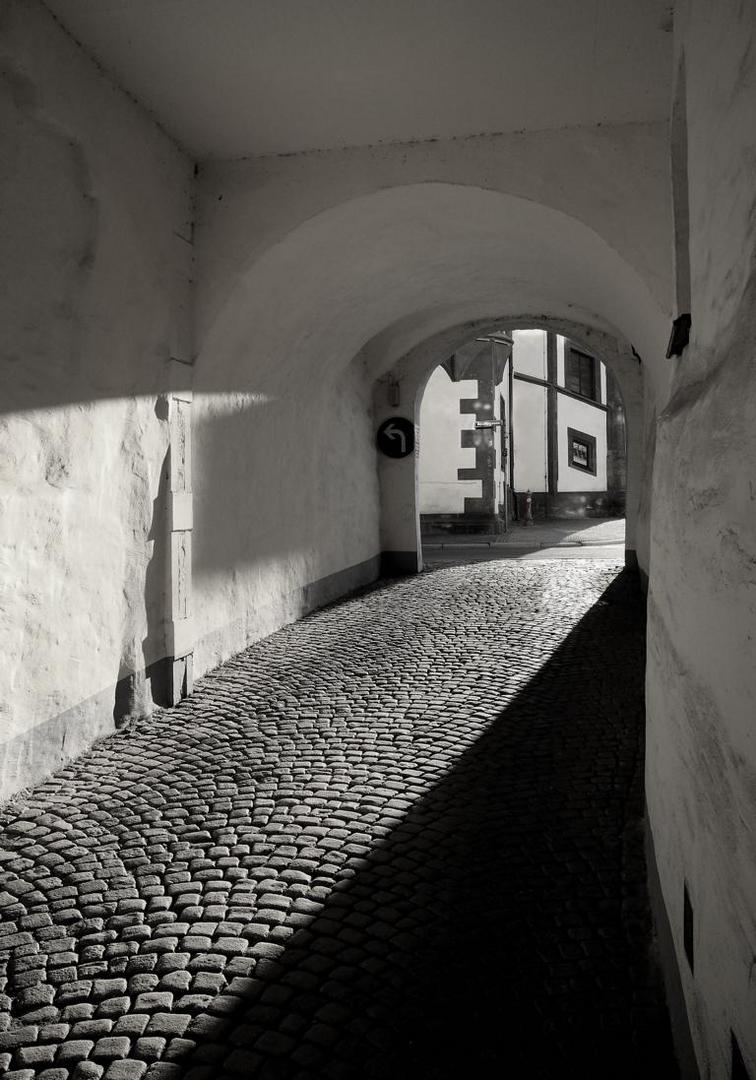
[0,560,677,1079]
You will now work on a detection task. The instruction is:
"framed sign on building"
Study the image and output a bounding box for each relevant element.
[567,427,597,475]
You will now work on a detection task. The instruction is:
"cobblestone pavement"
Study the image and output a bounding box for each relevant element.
[1,562,677,1079]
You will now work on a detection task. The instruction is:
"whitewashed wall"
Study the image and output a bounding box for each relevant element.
[645,0,756,1074]
[418,368,480,513]
[512,381,548,492]
[0,0,193,798]
[513,328,548,380]
[556,396,608,492]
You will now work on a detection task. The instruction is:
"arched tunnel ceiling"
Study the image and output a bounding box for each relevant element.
[196,183,667,395]
[42,0,672,158]
[369,313,643,420]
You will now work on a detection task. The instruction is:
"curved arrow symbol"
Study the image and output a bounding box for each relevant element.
[383,423,406,454]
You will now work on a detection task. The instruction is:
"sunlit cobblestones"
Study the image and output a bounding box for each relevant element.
[0,562,676,1078]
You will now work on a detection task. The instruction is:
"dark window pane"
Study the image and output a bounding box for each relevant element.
[566,349,597,401]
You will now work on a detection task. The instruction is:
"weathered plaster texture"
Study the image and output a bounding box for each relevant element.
[191,371,381,677]
[645,0,756,1074]
[0,0,193,797]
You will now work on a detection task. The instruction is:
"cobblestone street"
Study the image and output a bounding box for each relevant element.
[1,562,677,1079]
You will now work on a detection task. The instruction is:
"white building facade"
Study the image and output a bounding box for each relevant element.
[419,329,626,530]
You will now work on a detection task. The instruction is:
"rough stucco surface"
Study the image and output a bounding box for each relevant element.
[0,0,193,798]
[645,0,756,1074]
[192,370,380,677]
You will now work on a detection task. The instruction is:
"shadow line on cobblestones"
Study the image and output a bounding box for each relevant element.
[179,569,678,1080]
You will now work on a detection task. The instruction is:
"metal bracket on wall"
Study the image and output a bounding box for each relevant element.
[665,313,692,358]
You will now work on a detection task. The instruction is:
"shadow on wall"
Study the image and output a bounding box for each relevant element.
[190,397,298,577]
[191,384,379,578]
[0,60,100,420]
[177,570,677,1080]
[113,440,171,725]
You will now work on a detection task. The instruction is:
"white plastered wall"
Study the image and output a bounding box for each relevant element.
[557,396,608,492]
[0,0,193,797]
[418,369,480,514]
[644,0,756,1074]
[513,328,548,381]
[512,381,548,492]
[190,368,381,676]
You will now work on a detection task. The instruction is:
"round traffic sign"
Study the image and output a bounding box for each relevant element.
[376,416,415,458]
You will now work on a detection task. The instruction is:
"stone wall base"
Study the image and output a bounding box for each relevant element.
[381,550,421,575]
[422,492,625,533]
[645,813,700,1079]
[420,512,501,536]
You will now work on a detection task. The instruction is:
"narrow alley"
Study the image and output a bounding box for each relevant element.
[0,561,676,1079]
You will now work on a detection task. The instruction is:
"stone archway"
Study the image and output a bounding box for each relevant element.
[370,315,643,578]
[191,181,667,674]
